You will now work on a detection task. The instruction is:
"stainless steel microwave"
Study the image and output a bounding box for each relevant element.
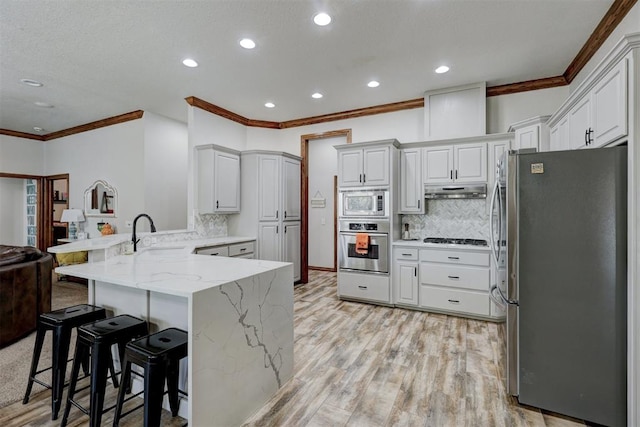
[339,190,389,217]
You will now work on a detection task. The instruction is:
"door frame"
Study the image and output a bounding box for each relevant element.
[44,174,70,249]
[0,172,46,249]
[300,129,352,283]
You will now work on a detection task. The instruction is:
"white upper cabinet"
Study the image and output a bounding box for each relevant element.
[423,143,486,184]
[338,146,390,187]
[283,157,301,221]
[196,145,240,214]
[550,116,569,151]
[548,57,628,150]
[592,59,627,147]
[508,116,550,152]
[568,96,592,150]
[399,148,423,213]
[258,155,281,221]
[454,143,487,182]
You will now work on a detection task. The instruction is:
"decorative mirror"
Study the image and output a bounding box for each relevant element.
[84,179,117,217]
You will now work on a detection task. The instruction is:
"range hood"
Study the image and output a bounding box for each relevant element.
[424,183,487,199]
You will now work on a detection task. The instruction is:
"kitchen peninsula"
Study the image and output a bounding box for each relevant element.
[54,248,294,426]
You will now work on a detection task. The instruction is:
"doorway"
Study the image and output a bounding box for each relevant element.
[44,174,69,249]
[0,173,45,249]
[300,129,352,283]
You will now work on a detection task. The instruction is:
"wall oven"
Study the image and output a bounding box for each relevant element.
[339,189,389,218]
[338,220,389,274]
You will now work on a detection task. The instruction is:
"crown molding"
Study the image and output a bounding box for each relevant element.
[42,110,144,141]
[0,129,45,141]
[564,0,638,83]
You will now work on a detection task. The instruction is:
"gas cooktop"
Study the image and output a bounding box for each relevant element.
[423,237,488,246]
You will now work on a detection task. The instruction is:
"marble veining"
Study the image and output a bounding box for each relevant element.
[219,277,284,387]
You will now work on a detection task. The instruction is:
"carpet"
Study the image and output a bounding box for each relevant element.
[0,277,87,409]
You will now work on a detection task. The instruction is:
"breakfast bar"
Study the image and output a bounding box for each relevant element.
[55,249,294,426]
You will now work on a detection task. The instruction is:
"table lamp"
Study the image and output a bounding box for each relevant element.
[61,209,85,240]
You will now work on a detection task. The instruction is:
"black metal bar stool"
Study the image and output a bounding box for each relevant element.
[113,327,188,427]
[61,314,149,427]
[23,304,110,420]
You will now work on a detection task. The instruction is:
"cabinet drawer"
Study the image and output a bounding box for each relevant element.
[420,249,489,266]
[229,241,255,257]
[419,285,489,317]
[338,271,390,303]
[420,263,489,291]
[234,253,254,259]
[394,248,418,261]
[197,246,229,256]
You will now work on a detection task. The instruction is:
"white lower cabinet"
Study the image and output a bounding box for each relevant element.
[338,271,390,304]
[195,241,255,259]
[393,247,419,306]
[392,245,502,320]
[283,222,301,282]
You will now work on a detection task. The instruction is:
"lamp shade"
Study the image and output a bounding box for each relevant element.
[60,209,85,223]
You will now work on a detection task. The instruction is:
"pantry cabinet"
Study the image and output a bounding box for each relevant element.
[228,150,302,282]
[195,145,241,214]
[422,143,487,184]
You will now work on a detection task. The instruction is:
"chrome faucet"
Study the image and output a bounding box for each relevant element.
[132,213,156,252]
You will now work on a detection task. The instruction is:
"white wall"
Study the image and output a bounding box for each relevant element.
[143,112,188,231]
[308,135,345,269]
[0,135,45,174]
[0,178,26,245]
[44,119,146,236]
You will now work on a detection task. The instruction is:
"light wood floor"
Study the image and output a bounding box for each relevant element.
[2,271,587,426]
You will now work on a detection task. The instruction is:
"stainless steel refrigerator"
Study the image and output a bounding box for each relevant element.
[490,147,627,427]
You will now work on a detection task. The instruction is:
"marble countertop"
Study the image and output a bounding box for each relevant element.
[55,251,289,297]
[47,234,256,254]
[393,239,491,252]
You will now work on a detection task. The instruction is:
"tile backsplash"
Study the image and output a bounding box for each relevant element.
[193,213,228,237]
[402,199,489,240]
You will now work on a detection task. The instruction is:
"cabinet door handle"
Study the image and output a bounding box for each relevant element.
[585,129,588,145]
[455,170,458,180]
[587,128,593,145]
[359,174,362,183]
[211,253,219,256]
[240,248,247,252]
[276,210,278,219]
[418,199,421,209]
[284,226,287,233]
[276,226,279,234]
[363,173,366,183]
[450,170,453,179]
[447,299,460,304]
[414,267,417,277]
[448,275,460,280]
[284,211,287,218]
[216,200,219,209]
[447,256,459,260]
[402,253,412,256]
[358,285,368,290]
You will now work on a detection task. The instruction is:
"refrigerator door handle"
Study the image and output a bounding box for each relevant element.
[489,179,500,266]
[496,283,518,306]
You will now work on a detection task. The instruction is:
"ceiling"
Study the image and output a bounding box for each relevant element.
[0,0,616,136]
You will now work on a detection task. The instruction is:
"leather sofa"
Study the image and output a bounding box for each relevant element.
[0,245,53,347]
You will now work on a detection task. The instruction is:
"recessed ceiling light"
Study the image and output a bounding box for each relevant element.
[33,127,45,132]
[240,38,256,49]
[311,92,323,99]
[435,65,450,74]
[313,12,332,26]
[367,80,380,88]
[20,78,43,87]
[34,101,54,108]
[182,58,198,68]
[265,102,275,108]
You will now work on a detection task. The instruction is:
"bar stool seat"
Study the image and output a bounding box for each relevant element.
[23,304,109,420]
[113,328,188,427]
[61,314,149,427]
